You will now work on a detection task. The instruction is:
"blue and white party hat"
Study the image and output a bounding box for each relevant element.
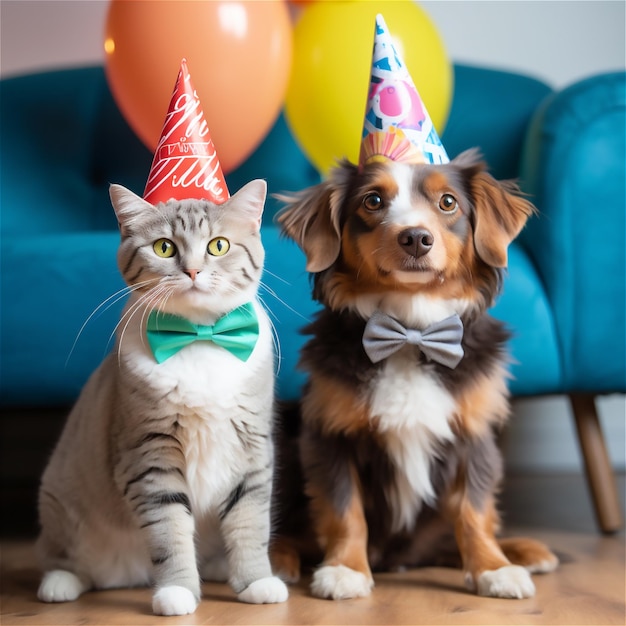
[359,14,449,168]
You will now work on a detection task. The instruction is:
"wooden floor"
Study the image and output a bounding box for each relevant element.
[2,474,624,625]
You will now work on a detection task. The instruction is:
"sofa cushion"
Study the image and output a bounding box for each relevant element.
[1,232,125,405]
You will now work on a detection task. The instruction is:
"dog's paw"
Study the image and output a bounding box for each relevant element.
[238,576,289,604]
[475,565,536,599]
[152,585,198,616]
[38,570,87,603]
[311,565,374,600]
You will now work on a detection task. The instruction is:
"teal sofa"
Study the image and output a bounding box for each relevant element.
[1,65,624,532]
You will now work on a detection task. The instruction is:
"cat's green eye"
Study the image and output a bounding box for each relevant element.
[153,238,176,258]
[207,237,230,257]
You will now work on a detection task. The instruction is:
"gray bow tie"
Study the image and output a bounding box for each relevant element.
[362,311,464,368]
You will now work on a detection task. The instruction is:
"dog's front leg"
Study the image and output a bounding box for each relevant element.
[309,481,373,600]
[301,427,374,600]
[449,494,536,599]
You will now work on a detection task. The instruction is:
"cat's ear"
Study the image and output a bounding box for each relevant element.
[230,179,267,229]
[109,184,154,235]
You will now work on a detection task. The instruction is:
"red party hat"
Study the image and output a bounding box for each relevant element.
[143,59,229,205]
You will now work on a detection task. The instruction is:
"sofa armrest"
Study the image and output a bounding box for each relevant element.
[519,72,626,392]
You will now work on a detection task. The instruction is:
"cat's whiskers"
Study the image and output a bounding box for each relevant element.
[261,268,290,285]
[154,283,177,318]
[114,288,166,365]
[257,294,282,378]
[144,280,180,345]
[136,283,177,356]
[258,280,311,324]
[114,281,176,364]
[66,278,161,367]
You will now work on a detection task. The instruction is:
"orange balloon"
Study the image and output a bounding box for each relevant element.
[104,1,292,173]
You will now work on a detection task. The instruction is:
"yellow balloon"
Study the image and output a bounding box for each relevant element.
[286,1,452,175]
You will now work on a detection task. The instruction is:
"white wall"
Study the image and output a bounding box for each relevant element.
[505,395,625,473]
[1,0,624,472]
[0,1,109,77]
[422,0,625,88]
[1,1,624,85]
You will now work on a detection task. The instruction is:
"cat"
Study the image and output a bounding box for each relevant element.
[36,179,288,616]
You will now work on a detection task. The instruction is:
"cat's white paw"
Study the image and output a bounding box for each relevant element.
[152,585,198,616]
[311,565,373,600]
[38,570,87,603]
[476,565,536,599]
[200,556,229,582]
[238,576,289,604]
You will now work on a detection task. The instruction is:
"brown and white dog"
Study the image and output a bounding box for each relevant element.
[274,150,558,600]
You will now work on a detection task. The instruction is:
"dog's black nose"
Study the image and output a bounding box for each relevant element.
[397,228,434,258]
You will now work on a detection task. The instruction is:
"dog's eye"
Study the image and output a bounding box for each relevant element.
[363,193,383,211]
[439,194,458,213]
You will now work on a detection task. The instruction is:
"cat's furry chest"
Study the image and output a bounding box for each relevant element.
[141,342,254,410]
[176,410,248,515]
[118,303,275,516]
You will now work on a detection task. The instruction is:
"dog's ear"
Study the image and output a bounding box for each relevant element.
[277,163,353,272]
[470,171,536,268]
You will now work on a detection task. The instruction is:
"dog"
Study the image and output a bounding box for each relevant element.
[273,150,558,600]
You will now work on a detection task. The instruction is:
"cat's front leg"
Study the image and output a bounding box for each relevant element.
[119,447,200,615]
[219,467,288,604]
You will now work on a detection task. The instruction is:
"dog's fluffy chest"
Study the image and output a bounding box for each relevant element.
[369,349,456,531]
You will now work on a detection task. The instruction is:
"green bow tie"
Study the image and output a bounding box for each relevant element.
[146,302,259,364]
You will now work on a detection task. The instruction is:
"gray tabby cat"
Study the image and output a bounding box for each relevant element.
[36,179,288,616]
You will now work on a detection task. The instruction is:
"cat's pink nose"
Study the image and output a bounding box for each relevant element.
[184,269,200,281]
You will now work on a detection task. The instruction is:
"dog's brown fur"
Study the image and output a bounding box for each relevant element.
[273,151,557,599]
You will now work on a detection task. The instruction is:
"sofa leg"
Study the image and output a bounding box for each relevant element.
[569,393,624,534]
